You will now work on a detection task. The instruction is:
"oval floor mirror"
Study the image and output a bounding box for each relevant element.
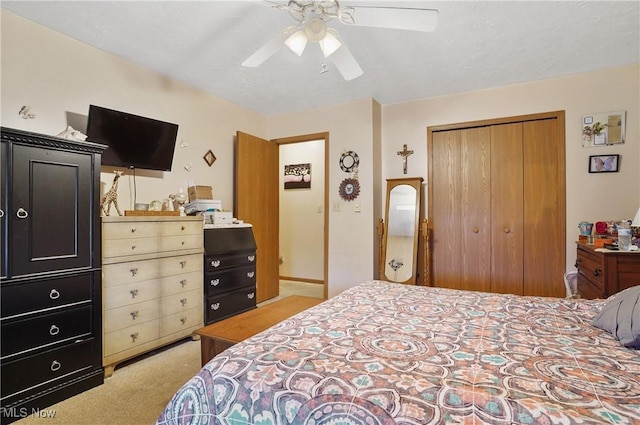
[379,177,423,284]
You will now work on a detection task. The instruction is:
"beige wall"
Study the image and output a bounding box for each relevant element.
[1,10,265,212]
[279,140,324,280]
[3,10,638,297]
[381,64,640,277]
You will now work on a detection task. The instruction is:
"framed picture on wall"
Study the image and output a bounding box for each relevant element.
[284,163,311,189]
[588,154,619,173]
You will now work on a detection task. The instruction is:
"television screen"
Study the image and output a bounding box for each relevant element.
[86,105,178,171]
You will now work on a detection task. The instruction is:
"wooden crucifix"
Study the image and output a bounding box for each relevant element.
[397,144,414,174]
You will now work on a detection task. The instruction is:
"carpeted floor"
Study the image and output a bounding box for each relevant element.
[14,281,323,425]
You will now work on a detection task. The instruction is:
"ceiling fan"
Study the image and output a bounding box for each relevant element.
[242,0,439,80]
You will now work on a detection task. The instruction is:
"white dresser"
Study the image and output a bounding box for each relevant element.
[101,216,203,377]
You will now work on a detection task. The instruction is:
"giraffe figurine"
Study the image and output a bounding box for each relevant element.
[100,170,124,216]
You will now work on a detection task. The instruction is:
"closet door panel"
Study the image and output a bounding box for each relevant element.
[490,123,524,294]
[523,119,564,297]
[431,130,462,289]
[460,127,491,292]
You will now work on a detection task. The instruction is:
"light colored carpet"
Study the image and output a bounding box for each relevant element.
[15,338,200,425]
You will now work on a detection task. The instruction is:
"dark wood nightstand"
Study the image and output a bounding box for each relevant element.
[575,242,640,299]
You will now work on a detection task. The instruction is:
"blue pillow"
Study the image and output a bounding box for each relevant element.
[592,285,640,349]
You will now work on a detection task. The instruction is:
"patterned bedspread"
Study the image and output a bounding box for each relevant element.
[157,281,640,424]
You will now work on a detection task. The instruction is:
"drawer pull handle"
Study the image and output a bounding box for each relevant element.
[130,289,139,298]
[131,245,136,250]
[504,227,511,234]
[180,279,187,287]
[16,207,29,219]
[248,255,255,262]
[131,333,139,343]
[574,260,580,268]
[130,268,139,277]
[181,226,186,231]
[180,317,187,325]
[180,298,187,307]
[180,260,187,268]
[131,227,137,233]
[131,310,139,320]
[211,278,220,286]
[247,272,255,278]
[49,289,60,300]
[181,241,185,246]
[50,360,62,372]
[49,325,60,336]
[211,303,220,311]
[472,227,479,233]
[0,209,4,218]
[248,293,255,300]
[594,268,601,277]
[211,260,221,268]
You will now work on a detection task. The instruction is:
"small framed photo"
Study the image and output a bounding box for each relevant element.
[588,154,619,173]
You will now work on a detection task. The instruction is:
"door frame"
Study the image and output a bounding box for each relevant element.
[272,132,329,300]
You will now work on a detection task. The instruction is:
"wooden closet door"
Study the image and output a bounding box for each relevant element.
[431,128,491,291]
[523,118,565,297]
[490,123,524,294]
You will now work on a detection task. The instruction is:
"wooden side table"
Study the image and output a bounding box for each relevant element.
[575,242,640,299]
[195,295,323,366]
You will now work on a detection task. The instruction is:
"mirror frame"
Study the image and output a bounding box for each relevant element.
[380,177,423,284]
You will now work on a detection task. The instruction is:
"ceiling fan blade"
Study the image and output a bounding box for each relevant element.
[329,43,363,81]
[242,26,295,67]
[349,6,438,32]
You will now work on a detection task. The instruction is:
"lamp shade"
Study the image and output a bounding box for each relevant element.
[320,29,342,57]
[285,30,308,56]
[632,207,640,227]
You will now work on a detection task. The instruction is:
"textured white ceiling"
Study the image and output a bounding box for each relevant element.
[3,1,639,116]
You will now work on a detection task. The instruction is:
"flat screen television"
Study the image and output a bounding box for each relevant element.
[86,105,178,171]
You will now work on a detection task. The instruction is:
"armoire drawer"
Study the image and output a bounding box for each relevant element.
[1,338,98,398]
[205,252,256,273]
[205,265,256,296]
[206,287,256,324]
[1,305,93,359]
[1,274,93,319]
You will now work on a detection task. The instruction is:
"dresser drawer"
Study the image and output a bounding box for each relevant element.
[206,252,256,272]
[159,253,202,277]
[577,273,604,299]
[104,299,160,333]
[160,307,202,337]
[1,274,93,319]
[1,338,98,398]
[576,249,604,290]
[158,234,202,252]
[104,279,161,310]
[161,289,201,316]
[1,305,93,359]
[205,287,256,324]
[205,265,256,296]
[103,236,159,258]
[160,271,202,296]
[159,220,202,237]
[103,258,160,288]
[104,319,160,356]
[103,221,158,240]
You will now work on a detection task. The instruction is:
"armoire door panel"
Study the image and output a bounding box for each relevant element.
[460,127,491,292]
[490,123,524,294]
[523,119,564,297]
[431,130,462,289]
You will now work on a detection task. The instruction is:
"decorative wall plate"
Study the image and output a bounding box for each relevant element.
[339,151,359,173]
[338,177,360,201]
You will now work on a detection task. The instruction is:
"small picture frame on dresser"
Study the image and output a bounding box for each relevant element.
[588,154,619,173]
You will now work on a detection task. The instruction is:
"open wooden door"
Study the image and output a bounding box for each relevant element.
[235,131,279,302]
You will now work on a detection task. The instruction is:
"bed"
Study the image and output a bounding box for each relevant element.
[156,280,640,424]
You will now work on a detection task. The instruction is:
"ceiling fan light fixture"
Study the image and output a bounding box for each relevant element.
[284,30,308,56]
[304,18,327,41]
[319,29,341,57]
